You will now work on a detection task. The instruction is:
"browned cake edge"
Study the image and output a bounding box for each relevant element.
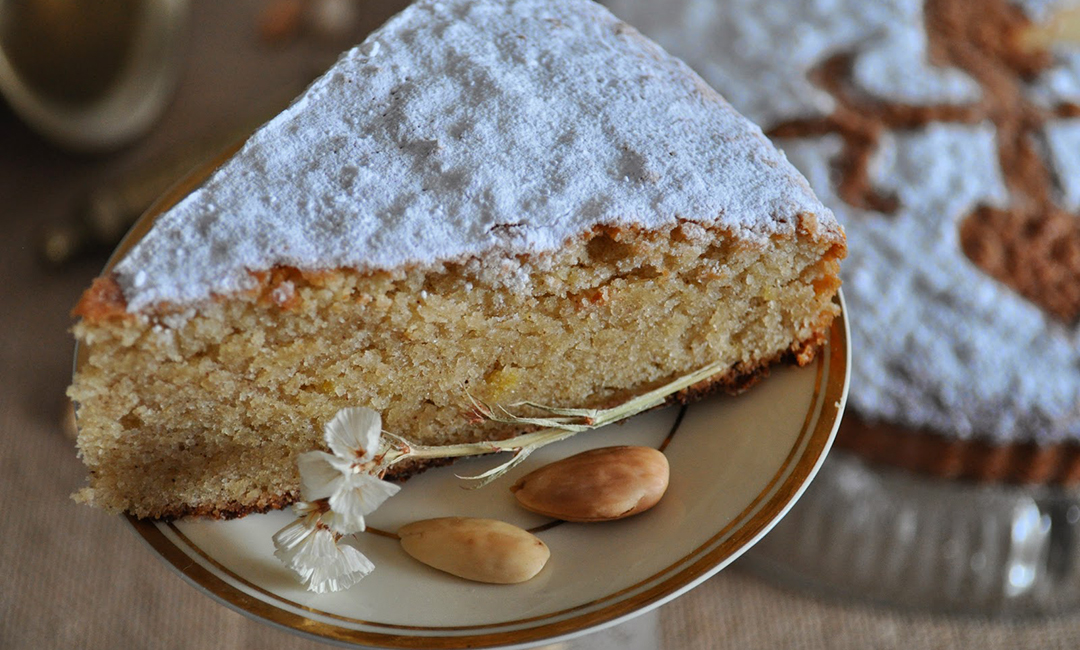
[834,415,1080,486]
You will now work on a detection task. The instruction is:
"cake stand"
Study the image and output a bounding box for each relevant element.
[742,451,1080,616]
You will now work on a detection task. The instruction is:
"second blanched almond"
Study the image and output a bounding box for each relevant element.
[398,517,549,584]
[510,446,670,522]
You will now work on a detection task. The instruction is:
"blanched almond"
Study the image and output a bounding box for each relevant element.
[510,446,669,522]
[398,517,549,584]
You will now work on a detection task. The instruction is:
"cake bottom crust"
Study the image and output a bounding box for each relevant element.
[835,415,1080,486]
[145,335,824,521]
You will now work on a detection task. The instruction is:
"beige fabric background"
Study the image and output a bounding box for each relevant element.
[2,1,1079,647]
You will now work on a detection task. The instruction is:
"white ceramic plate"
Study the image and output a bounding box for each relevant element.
[96,148,850,648]
[128,298,849,649]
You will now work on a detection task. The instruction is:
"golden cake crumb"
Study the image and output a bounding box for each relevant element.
[70,222,843,519]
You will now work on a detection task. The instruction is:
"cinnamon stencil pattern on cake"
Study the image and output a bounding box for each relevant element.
[608,0,1080,481]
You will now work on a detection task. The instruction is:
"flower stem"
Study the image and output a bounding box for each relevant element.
[378,358,728,484]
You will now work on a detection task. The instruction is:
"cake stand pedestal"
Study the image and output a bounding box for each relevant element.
[741,452,1080,616]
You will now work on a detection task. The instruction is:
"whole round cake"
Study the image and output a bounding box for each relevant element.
[607,0,1080,483]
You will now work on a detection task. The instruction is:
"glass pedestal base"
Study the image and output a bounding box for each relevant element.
[742,452,1080,616]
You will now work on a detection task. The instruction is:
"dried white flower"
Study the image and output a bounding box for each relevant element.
[297,407,401,535]
[273,408,399,593]
[272,503,375,594]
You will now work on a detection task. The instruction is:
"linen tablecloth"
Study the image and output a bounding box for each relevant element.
[3,2,1078,647]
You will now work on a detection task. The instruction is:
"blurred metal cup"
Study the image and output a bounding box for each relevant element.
[0,0,189,151]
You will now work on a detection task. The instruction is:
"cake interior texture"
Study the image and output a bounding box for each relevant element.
[70,219,843,519]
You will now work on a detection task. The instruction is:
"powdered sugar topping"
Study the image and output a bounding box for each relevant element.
[606,0,981,128]
[114,0,833,312]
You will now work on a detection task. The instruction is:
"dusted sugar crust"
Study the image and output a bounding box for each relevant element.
[110,0,840,314]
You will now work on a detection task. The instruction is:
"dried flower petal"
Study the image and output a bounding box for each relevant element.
[324,407,382,461]
[272,516,319,570]
[297,451,349,501]
[326,472,401,534]
[272,509,376,593]
[307,535,375,594]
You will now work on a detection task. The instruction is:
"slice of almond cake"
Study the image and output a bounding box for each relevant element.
[69,0,845,519]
